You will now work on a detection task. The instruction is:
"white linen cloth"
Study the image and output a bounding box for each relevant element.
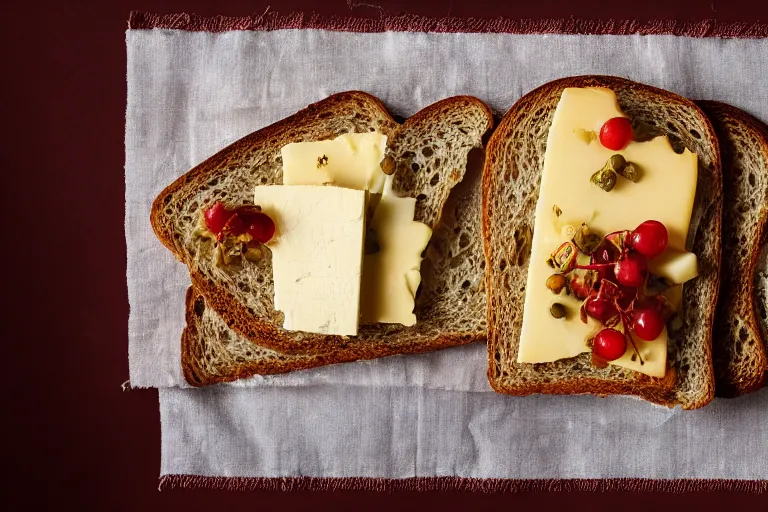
[125,28,768,480]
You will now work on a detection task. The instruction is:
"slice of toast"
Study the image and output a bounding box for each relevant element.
[151,92,493,380]
[180,128,489,386]
[697,101,768,397]
[484,76,722,410]
[181,287,324,385]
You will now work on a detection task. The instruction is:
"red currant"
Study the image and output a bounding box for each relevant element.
[631,307,665,341]
[599,117,633,151]
[585,297,618,323]
[630,220,668,258]
[203,202,234,235]
[241,211,276,244]
[614,252,648,288]
[593,328,627,361]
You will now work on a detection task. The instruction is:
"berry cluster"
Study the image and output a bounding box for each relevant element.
[548,220,672,365]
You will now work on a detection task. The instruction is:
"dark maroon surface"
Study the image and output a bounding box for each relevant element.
[3,0,766,509]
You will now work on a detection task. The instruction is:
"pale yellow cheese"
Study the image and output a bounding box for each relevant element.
[254,185,366,336]
[281,132,388,193]
[648,249,698,284]
[517,88,699,378]
[361,176,432,326]
[280,134,432,327]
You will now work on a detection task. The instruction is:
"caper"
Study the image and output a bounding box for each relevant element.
[590,168,617,192]
[572,223,602,254]
[606,154,627,172]
[380,155,396,175]
[546,274,567,294]
[550,303,567,319]
[617,162,641,183]
[244,244,265,262]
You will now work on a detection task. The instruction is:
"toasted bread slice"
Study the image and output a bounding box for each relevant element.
[697,101,768,397]
[179,128,489,386]
[484,76,722,409]
[152,92,493,381]
[181,287,324,385]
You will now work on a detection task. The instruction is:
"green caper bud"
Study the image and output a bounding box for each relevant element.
[380,155,396,175]
[590,168,617,192]
[243,244,265,262]
[606,154,627,172]
[546,274,567,294]
[617,162,641,183]
[550,303,567,319]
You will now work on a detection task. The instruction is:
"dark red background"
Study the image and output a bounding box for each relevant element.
[3,0,765,509]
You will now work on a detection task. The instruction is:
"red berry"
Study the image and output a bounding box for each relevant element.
[591,241,620,265]
[614,252,648,288]
[241,211,276,244]
[630,220,668,258]
[585,297,618,323]
[631,308,665,341]
[593,328,627,361]
[203,202,234,235]
[599,117,633,151]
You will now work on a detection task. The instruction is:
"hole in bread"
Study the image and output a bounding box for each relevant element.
[666,122,678,133]
[430,174,440,186]
[402,151,416,159]
[739,327,748,342]
[459,233,470,248]
[499,259,507,271]
[193,298,205,316]
[749,173,756,186]
[260,177,268,184]
[165,208,173,216]
[412,162,420,172]
[480,260,486,269]
[690,129,701,139]
[369,127,375,132]
[422,147,434,157]
[461,280,470,289]
[416,193,427,202]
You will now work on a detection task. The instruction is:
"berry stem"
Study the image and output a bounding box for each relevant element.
[620,313,644,365]
[573,262,616,271]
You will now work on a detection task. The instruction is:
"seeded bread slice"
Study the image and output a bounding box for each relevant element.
[696,101,768,397]
[151,92,493,383]
[484,76,722,410]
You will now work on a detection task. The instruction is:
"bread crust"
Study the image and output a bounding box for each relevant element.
[697,101,768,397]
[483,76,722,409]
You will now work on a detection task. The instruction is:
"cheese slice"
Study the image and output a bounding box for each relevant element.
[254,185,366,336]
[280,133,432,327]
[517,87,698,378]
[281,132,388,193]
[361,176,432,325]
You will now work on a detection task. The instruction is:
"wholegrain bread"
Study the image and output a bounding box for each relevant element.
[484,76,722,409]
[697,101,768,397]
[151,92,493,384]
[180,146,489,385]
